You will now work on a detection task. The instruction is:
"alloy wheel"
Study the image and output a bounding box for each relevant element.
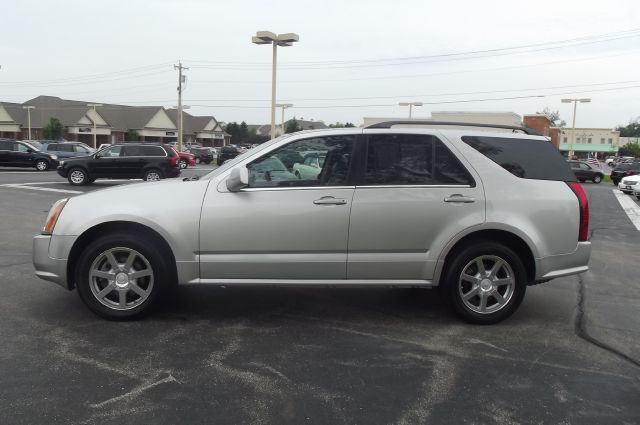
[458,255,516,314]
[70,169,86,184]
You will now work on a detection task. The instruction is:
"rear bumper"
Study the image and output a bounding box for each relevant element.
[535,242,591,281]
[32,234,71,289]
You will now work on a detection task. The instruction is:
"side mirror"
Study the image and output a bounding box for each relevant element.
[94,154,101,159]
[226,166,249,192]
[27,148,34,153]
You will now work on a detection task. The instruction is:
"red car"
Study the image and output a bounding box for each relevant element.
[177,152,196,169]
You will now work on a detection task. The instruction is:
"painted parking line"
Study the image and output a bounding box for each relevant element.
[0,183,82,194]
[613,189,640,231]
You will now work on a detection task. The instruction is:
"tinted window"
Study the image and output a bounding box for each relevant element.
[462,136,576,181]
[364,134,473,186]
[54,144,74,152]
[248,135,355,188]
[0,141,11,150]
[15,143,30,152]
[74,145,91,154]
[47,144,59,151]
[141,146,165,156]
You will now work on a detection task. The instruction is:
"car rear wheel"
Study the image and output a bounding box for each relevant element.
[179,159,187,169]
[442,242,526,324]
[143,169,162,181]
[35,159,49,171]
[68,168,88,185]
[592,175,602,184]
[75,233,168,320]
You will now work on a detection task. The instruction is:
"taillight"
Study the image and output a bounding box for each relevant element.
[567,182,589,241]
[626,170,632,176]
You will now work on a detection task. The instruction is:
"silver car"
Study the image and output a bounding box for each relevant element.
[33,122,591,323]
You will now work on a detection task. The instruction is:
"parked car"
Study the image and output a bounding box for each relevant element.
[41,142,94,158]
[633,181,640,200]
[292,152,325,179]
[188,147,214,164]
[177,152,196,169]
[618,175,640,194]
[604,156,616,166]
[34,123,591,324]
[567,160,604,183]
[0,139,59,171]
[217,145,242,165]
[610,162,640,186]
[56,143,180,185]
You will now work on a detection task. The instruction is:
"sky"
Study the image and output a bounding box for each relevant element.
[1,0,639,129]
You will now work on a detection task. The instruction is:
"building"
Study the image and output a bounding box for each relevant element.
[363,111,523,129]
[0,96,229,148]
[556,127,620,158]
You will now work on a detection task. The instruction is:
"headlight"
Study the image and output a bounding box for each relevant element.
[59,161,65,167]
[50,154,58,160]
[42,198,68,235]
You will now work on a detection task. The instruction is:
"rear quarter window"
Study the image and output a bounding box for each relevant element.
[461,136,576,181]
[141,146,166,157]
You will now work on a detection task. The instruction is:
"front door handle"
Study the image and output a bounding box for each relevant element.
[313,196,347,206]
[444,194,475,203]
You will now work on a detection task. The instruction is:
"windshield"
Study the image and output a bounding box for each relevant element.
[202,134,295,179]
[23,141,42,151]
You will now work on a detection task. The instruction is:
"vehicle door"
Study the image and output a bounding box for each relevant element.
[199,134,359,280]
[347,131,485,281]
[91,145,124,177]
[12,141,36,167]
[140,145,168,175]
[0,140,12,166]
[577,162,592,180]
[121,145,151,177]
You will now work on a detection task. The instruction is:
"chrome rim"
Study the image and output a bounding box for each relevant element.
[458,255,515,314]
[36,160,48,171]
[145,171,160,181]
[180,160,187,169]
[70,170,85,184]
[89,247,154,311]
[594,176,601,183]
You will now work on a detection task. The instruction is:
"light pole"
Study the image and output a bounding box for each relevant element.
[22,105,35,140]
[275,103,293,136]
[399,102,423,119]
[87,103,102,148]
[561,98,590,158]
[252,31,299,140]
[171,105,190,148]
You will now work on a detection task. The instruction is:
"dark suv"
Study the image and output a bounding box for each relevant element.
[567,160,604,183]
[187,147,213,164]
[0,139,59,171]
[42,142,94,158]
[217,145,242,165]
[57,143,180,185]
[610,161,640,185]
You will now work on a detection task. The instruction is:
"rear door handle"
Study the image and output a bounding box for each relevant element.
[444,194,475,203]
[313,196,347,206]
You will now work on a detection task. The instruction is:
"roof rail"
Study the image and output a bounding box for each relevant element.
[365,120,542,136]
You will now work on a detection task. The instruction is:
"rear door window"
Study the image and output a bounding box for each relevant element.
[461,136,576,181]
[141,146,165,156]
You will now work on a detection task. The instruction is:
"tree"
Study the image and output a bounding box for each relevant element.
[616,119,640,137]
[619,142,640,157]
[42,117,64,140]
[537,107,566,127]
[329,122,356,128]
[285,117,302,133]
[126,129,139,141]
[239,121,249,142]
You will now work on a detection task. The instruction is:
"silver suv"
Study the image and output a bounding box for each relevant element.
[33,122,591,323]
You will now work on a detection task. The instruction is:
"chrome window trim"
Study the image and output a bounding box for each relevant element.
[240,185,356,192]
[356,184,473,189]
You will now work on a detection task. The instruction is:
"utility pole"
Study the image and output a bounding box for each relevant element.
[174,62,189,152]
[22,106,35,140]
[276,103,293,136]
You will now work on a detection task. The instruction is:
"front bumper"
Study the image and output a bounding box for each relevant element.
[32,234,71,290]
[56,166,68,178]
[535,241,591,281]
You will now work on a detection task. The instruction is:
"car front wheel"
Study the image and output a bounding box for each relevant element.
[593,175,602,184]
[35,159,49,171]
[68,168,88,185]
[75,233,169,319]
[442,242,526,324]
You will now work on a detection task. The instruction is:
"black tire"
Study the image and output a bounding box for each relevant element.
[442,242,527,324]
[592,175,602,184]
[179,159,187,169]
[35,159,49,171]
[67,167,88,186]
[143,168,163,181]
[75,232,169,320]
[204,160,212,164]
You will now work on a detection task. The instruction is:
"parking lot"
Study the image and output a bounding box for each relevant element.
[1,167,639,424]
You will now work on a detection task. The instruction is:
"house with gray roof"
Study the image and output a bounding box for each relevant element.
[0,96,228,148]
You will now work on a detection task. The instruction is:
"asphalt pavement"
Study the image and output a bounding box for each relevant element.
[0,168,638,425]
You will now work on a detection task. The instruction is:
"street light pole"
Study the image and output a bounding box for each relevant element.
[174,62,189,152]
[399,102,423,119]
[22,106,35,140]
[252,31,299,140]
[276,103,293,136]
[561,98,591,159]
[87,104,102,148]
